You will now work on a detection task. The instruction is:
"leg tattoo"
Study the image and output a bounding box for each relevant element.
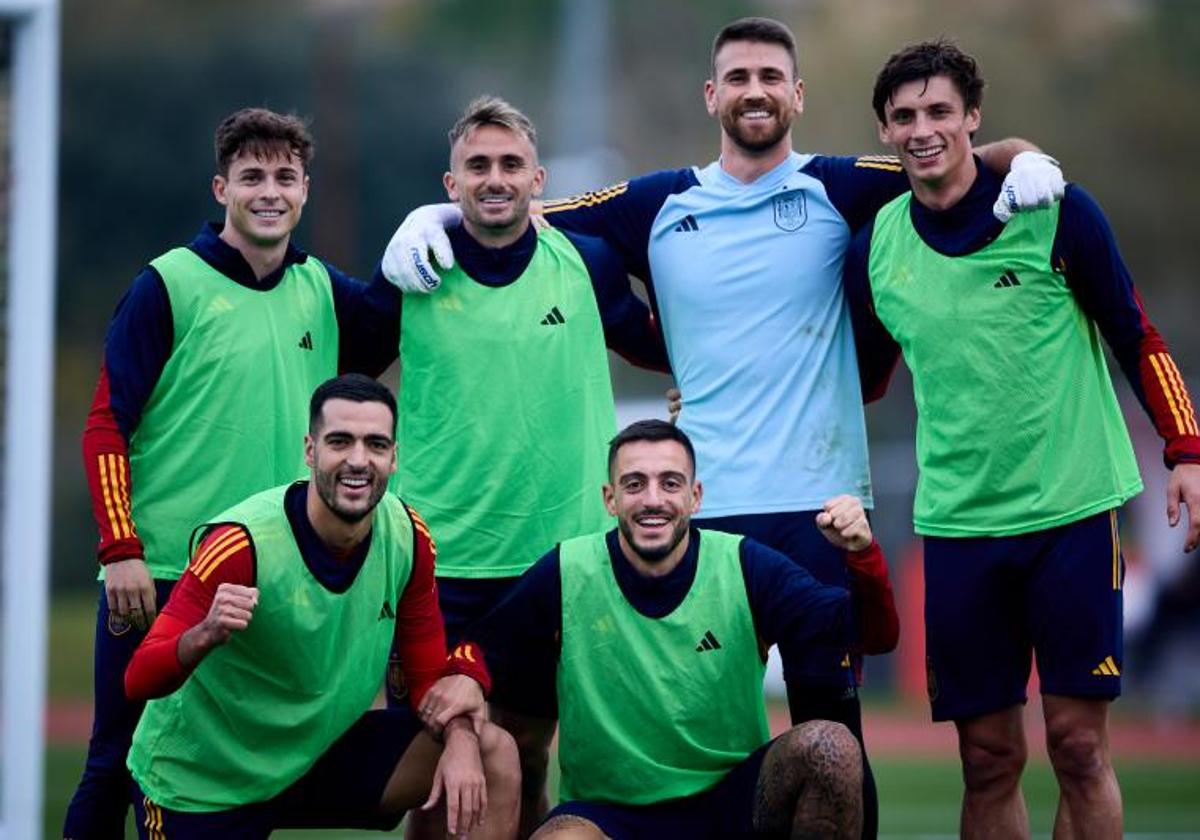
[753,720,863,840]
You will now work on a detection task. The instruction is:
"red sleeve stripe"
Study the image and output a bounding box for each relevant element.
[1149,353,1199,436]
[98,453,136,540]
[190,527,250,581]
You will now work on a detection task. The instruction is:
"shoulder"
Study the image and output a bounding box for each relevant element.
[544,167,698,216]
[801,153,904,182]
[558,229,625,279]
[113,265,170,316]
[310,255,354,286]
[736,535,793,570]
[187,523,255,585]
[1059,183,1108,227]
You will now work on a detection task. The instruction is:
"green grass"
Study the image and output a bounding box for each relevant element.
[45,595,1200,837]
[46,745,1200,839]
[874,758,1200,835]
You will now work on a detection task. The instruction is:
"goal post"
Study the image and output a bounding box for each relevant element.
[0,0,58,837]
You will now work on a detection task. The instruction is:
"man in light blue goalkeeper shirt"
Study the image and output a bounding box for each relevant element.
[380,17,1064,838]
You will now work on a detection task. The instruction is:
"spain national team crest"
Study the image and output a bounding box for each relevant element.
[773,190,807,231]
[107,612,132,637]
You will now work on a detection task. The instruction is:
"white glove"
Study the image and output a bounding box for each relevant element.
[381,203,463,293]
[992,151,1065,223]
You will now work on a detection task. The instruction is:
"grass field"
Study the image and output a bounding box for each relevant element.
[45,595,1200,838]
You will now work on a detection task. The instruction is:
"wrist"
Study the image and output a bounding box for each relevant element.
[99,545,144,566]
[443,716,478,741]
[845,539,881,566]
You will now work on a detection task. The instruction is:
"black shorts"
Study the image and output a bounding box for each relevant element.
[133,707,423,839]
[438,575,558,719]
[924,509,1124,721]
[543,740,771,839]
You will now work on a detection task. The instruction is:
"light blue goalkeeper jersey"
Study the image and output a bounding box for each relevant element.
[546,151,907,515]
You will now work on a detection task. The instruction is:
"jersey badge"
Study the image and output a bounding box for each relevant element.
[378,599,396,620]
[773,190,807,232]
[107,612,132,637]
[298,330,314,350]
[993,270,1021,289]
[1091,655,1120,676]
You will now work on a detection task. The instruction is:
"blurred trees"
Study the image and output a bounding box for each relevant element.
[54,0,1200,585]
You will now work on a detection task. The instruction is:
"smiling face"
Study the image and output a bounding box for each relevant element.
[879,74,980,200]
[305,398,396,525]
[705,39,803,157]
[444,123,545,248]
[212,149,308,253]
[603,439,703,576]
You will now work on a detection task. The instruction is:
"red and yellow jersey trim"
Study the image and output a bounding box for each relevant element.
[189,525,251,583]
[543,181,630,214]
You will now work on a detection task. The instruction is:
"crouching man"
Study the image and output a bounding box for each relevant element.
[123,375,519,839]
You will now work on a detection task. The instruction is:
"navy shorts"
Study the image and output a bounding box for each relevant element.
[388,575,558,718]
[133,707,423,839]
[694,510,855,688]
[543,740,771,839]
[924,509,1124,722]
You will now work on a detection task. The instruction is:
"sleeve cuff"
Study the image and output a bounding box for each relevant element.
[1165,436,1200,469]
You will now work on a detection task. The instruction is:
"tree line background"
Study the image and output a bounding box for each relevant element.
[53,0,1200,596]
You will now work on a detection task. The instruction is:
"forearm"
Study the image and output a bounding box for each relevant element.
[82,365,143,564]
[846,541,899,654]
[977,138,1042,174]
[125,610,194,700]
[331,264,401,376]
[1059,189,1200,464]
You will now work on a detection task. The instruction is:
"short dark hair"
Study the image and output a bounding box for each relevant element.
[872,40,985,124]
[309,374,397,434]
[607,420,696,479]
[711,17,799,78]
[214,107,315,177]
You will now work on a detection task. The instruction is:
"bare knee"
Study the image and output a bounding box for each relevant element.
[959,730,1026,793]
[479,723,521,793]
[1047,724,1108,784]
[785,720,862,778]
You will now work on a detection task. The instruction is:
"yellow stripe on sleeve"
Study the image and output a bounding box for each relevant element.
[1110,509,1120,590]
[98,454,123,540]
[1160,354,1199,435]
[854,160,904,172]
[108,453,135,539]
[543,182,631,214]
[1149,354,1187,435]
[196,538,250,583]
[190,527,248,579]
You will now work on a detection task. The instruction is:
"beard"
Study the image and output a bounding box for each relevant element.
[720,108,792,154]
[313,467,387,524]
[617,512,690,564]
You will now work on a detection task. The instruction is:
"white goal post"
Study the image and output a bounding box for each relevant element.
[0,0,58,837]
